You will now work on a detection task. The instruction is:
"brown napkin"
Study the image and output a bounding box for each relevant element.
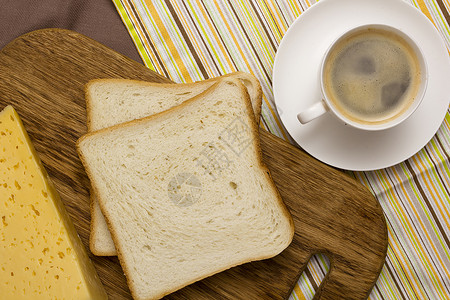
[0,0,142,64]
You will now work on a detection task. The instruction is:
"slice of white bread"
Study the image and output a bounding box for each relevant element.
[77,79,294,300]
[86,72,263,256]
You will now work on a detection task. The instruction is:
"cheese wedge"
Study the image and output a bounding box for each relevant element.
[0,106,107,299]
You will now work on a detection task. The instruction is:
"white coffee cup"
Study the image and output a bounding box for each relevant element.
[297,24,428,131]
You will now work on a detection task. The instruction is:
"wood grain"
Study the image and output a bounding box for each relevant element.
[0,29,388,299]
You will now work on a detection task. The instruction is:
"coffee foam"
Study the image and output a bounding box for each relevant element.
[323,28,422,125]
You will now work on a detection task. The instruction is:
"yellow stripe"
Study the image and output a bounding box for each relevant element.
[261,0,288,35]
[387,225,419,296]
[171,1,215,78]
[130,0,168,75]
[375,169,427,298]
[392,165,447,294]
[236,0,291,139]
[293,283,307,300]
[259,2,298,139]
[417,147,450,224]
[305,0,313,9]
[415,0,437,26]
[197,0,236,72]
[412,153,450,230]
[112,0,154,69]
[142,0,193,81]
[444,0,450,10]
[289,0,303,17]
[122,0,163,73]
[426,141,450,226]
[410,156,450,282]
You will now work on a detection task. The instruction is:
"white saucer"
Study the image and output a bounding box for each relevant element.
[273,0,450,171]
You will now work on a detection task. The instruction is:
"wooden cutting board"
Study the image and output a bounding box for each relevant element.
[0,29,388,300]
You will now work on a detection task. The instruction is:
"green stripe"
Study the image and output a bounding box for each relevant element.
[112,0,155,69]
[158,1,203,81]
[139,0,183,80]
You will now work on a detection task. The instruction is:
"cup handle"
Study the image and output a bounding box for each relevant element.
[297,100,329,124]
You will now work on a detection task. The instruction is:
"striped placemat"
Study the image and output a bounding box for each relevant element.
[112,0,450,299]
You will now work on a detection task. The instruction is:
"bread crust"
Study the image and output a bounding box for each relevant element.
[77,78,293,300]
[85,71,262,132]
[89,192,117,256]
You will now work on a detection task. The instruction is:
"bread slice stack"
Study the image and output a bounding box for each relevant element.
[85,72,263,256]
[77,74,294,300]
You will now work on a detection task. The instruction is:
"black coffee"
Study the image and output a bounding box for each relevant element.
[323,28,421,125]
